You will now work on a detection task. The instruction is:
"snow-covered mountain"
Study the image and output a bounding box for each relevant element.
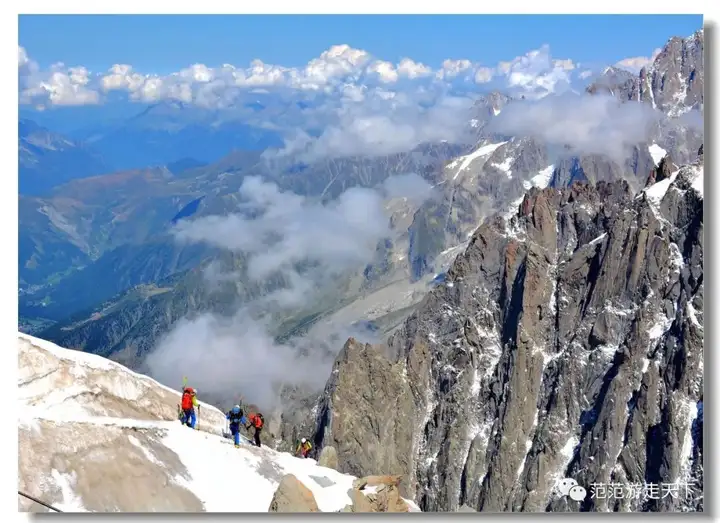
[17,333,420,513]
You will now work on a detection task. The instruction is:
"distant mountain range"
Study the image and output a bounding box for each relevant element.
[19,28,703,376]
[19,119,113,195]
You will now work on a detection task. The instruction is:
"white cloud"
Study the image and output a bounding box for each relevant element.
[172,175,394,288]
[437,58,473,79]
[474,67,495,84]
[500,45,574,98]
[268,91,475,161]
[366,59,399,83]
[397,58,432,79]
[615,47,662,74]
[18,49,100,107]
[17,42,583,109]
[488,92,663,163]
[147,173,432,409]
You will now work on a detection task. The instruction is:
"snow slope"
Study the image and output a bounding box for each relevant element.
[17,333,419,513]
[648,143,667,166]
[447,141,508,180]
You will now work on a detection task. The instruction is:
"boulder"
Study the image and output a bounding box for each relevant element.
[317,445,338,470]
[268,474,319,512]
[342,475,409,513]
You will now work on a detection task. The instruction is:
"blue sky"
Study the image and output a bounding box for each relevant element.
[19,14,703,73]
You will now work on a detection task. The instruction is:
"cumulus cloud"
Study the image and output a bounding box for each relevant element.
[499,45,575,98]
[615,47,662,74]
[488,93,664,163]
[146,173,432,410]
[397,58,433,79]
[18,48,100,107]
[17,41,582,109]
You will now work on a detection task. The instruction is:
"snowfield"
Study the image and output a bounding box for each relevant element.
[17,333,417,513]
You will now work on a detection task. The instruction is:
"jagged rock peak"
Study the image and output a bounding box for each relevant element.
[312,161,703,512]
[645,154,676,188]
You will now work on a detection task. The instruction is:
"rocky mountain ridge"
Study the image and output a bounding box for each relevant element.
[305,144,704,512]
[588,30,703,118]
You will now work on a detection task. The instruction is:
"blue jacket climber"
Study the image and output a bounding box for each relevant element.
[226,405,247,447]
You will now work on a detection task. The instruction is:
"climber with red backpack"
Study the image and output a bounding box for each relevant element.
[180,387,199,429]
[246,412,264,447]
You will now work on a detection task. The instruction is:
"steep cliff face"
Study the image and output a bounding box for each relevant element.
[638,30,704,117]
[312,148,703,512]
[588,30,703,117]
[585,30,704,169]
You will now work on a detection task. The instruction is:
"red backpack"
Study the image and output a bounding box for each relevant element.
[181,389,193,410]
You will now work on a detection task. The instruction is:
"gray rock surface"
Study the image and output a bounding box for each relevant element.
[342,475,411,512]
[318,445,339,470]
[588,30,703,117]
[311,152,704,512]
[313,338,416,496]
[268,474,320,512]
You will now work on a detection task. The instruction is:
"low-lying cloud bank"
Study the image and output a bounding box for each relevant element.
[146,173,434,410]
[144,308,378,412]
[267,95,476,161]
[487,93,703,163]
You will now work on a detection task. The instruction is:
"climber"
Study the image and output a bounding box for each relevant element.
[226,405,247,448]
[180,387,199,429]
[296,437,312,458]
[246,412,264,447]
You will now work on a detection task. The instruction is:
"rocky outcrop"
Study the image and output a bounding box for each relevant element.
[312,153,704,512]
[589,30,704,117]
[586,67,637,98]
[342,475,411,512]
[639,30,704,116]
[268,474,320,512]
[645,155,675,187]
[318,445,338,470]
[313,338,416,496]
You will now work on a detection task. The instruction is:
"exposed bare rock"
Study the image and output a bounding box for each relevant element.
[312,152,704,512]
[343,475,410,513]
[268,474,320,512]
[645,155,676,188]
[318,445,338,470]
[313,338,416,496]
[588,30,703,117]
